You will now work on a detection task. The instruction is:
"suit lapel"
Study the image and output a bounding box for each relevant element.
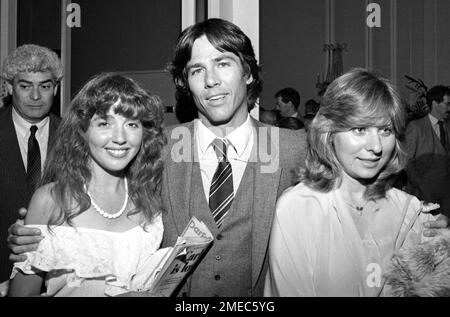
[445,120,450,153]
[165,122,196,234]
[250,120,282,287]
[423,116,446,154]
[47,114,60,154]
[0,107,29,202]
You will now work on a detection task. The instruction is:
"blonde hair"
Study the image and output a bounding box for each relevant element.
[299,68,407,200]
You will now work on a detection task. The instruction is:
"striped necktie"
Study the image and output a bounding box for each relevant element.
[209,138,234,228]
[26,125,41,193]
[438,120,446,148]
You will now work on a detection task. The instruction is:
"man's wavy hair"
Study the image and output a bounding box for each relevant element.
[1,44,63,83]
[298,68,407,200]
[275,87,301,109]
[426,85,450,108]
[42,73,166,226]
[168,18,262,110]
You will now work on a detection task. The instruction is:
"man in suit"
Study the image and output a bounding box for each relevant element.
[404,85,450,217]
[303,99,320,130]
[161,18,306,297]
[0,44,62,292]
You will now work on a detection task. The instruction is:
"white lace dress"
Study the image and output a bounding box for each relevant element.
[11,215,168,297]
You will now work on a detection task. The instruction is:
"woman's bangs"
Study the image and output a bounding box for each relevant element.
[112,96,147,122]
[355,92,393,127]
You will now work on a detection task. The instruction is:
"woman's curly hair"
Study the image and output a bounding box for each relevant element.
[42,73,166,226]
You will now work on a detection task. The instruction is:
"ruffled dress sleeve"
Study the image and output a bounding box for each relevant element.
[11,219,166,297]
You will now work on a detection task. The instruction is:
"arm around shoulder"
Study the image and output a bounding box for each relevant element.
[7,185,56,297]
[7,185,57,263]
[25,183,58,226]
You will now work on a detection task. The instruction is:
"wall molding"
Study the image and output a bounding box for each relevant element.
[0,1,16,104]
[206,0,259,118]
[0,0,16,61]
[325,0,333,74]
[365,0,373,70]
[182,0,196,30]
[423,0,438,85]
[61,0,72,114]
[207,0,221,18]
[390,0,397,83]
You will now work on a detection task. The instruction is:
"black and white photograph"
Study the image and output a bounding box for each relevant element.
[0,0,449,301]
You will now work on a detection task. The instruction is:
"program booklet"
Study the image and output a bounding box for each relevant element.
[148,217,214,296]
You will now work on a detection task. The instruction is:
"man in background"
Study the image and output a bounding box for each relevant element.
[274,87,302,120]
[302,98,320,130]
[0,44,62,294]
[404,85,450,217]
[259,109,281,126]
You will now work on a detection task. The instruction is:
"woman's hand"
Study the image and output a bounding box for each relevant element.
[423,214,449,237]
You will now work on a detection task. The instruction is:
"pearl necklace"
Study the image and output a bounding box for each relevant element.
[86,178,128,219]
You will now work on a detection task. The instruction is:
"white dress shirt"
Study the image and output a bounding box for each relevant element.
[195,115,254,202]
[428,113,442,140]
[12,107,50,173]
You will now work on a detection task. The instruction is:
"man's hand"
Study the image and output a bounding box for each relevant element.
[7,208,43,262]
[423,214,449,237]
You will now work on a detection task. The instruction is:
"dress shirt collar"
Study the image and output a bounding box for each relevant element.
[428,113,440,126]
[11,106,49,138]
[195,114,253,158]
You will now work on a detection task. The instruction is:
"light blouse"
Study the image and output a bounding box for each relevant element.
[264,184,434,297]
[11,215,168,297]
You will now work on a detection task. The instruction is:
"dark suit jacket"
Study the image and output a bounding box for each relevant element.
[404,115,450,217]
[160,118,306,296]
[0,106,60,281]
